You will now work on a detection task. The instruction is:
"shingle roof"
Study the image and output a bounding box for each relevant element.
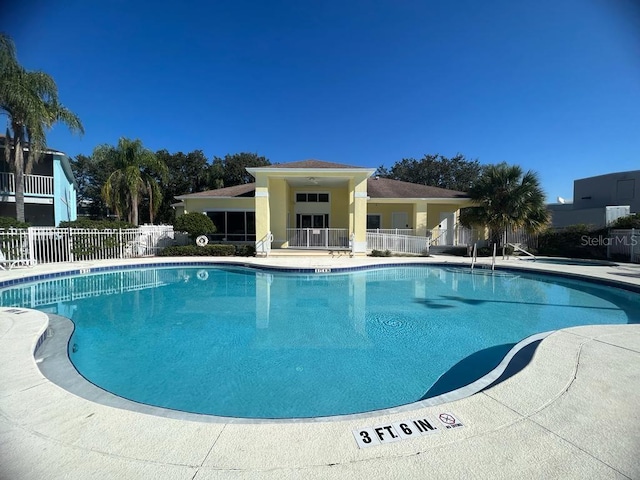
[367,177,468,199]
[178,183,256,198]
[268,160,362,169]
[178,177,469,200]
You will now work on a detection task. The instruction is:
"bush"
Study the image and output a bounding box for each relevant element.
[159,244,235,257]
[537,224,608,259]
[437,246,469,257]
[234,244,256,257]
[0,216,30,229]
[609,213,640,229]
[370,249,392,257]
[59,219,134,229]
[173,212,216,241]
[476,245,513,257]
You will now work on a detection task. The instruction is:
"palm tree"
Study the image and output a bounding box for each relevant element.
[97,138,168,225]
[0,33,84,222]
[460,163,549,247]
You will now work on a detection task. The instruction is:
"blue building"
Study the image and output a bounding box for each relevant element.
[0,137,78,226]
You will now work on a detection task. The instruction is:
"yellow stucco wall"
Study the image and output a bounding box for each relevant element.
[183,197,255,213]
[288,186,350,228]
[426,204,462,229]
[365,203,415,229]
[268,178,288,247]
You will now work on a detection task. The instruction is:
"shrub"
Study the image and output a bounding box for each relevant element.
[537,224,608,259]
[475,245,513,257]
[437,246,469,257]
[173,212,216,241]
[234,244,256,257]
[370,249,392,257]
[609,213,640,229]
[159,244,235,257]
[0,216,30,228]
[59,219,134,229]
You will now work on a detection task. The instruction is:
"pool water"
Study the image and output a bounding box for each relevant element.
[2,265,639,418]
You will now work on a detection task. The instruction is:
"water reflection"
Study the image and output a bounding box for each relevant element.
[1,265,638,417]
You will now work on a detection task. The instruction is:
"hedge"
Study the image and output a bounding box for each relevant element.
[159,244,236,257]
[59,219,135,230]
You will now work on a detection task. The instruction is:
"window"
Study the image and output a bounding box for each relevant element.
[367,214,381,230]
[206,211,255,241]
[295,193,329,203]
[296,214,329,228]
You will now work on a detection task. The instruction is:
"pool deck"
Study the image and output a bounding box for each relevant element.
[1,255,639,479]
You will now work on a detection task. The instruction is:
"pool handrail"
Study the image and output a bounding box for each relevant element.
[491,243,496,270]
[471,243,477,270]
[506,242,536,260]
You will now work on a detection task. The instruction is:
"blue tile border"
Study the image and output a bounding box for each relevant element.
[1,259,639,295]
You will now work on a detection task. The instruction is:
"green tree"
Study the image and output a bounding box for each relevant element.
[96,138,168,226]
[460,163,549,246]
[154,149,211,223]
[217,152,270,186]
[376,154,484,192]
[0,33,83,222]
[70,153,115,218]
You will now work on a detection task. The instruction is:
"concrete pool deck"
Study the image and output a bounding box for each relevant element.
[1,255,639,479]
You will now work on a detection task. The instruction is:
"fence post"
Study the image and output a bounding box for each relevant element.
[632,228,636,263]
[119,229,123,259]
[27,227,36,266]
[68,228,74,262]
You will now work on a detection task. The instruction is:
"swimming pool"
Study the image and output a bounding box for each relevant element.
[2,263,639,419]
[522,257,618,266]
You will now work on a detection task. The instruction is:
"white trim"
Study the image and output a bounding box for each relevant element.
[255,191,269,198]
[367,198,470,204]
[0,196,54,205]
[203,208,256,212]
[177,195,253,200]
[247,167,376,176]
[354,192,368,198]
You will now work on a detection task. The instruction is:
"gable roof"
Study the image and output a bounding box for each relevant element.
[176,183,256,199]
[268,160,362,169]
[178,178,468,200]
[367,177,468,199]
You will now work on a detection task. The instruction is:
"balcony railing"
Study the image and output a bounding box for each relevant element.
[0,172,54,196]
[287,228,350,249]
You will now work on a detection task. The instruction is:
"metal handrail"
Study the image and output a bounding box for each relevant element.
[428,229,449,247]
[491,243,497,270]
[506,242,536,260]
[471,243,477,270]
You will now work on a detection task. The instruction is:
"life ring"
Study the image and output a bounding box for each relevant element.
[196,235,209,246]
[197,270,209,281]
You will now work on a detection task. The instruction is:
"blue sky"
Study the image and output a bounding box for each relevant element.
[4,0,640,201]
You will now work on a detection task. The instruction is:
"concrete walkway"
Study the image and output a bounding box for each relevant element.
[1,256,639,479]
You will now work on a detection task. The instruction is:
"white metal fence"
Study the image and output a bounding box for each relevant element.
[366,231,429,255]
[287,228,350,249]
[0,225,185,266]
[366,228,415,236]
[608,229,640,263]
[0,269,168,308]
[427,225,475,247]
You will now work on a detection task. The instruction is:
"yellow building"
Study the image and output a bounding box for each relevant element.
[176,160,471,255]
